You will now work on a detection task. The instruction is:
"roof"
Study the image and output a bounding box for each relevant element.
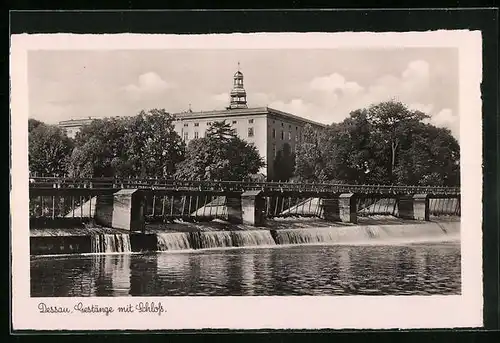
[172,107,327,128]
[58,118,95,127]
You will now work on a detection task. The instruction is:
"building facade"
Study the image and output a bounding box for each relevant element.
[172,68,326,180]
[58,117,95,139]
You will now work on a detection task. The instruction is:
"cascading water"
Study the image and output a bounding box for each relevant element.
[272,223,459,245]
[199,231,233,249]
[157,232,192,251]
[232,230,276,247]
[91,234,132,253]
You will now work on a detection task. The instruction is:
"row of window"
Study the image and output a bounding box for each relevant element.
[272,128,299,141]
[180,119,254,128]
[183,127,255,141]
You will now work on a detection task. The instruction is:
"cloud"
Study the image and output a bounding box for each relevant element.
[124,72,173,97]
[310,73,364,95]
[262,60,458,140]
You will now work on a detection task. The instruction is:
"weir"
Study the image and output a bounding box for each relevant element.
[156,232,192,251]
[91,234,132,254]
[31,220,459,255]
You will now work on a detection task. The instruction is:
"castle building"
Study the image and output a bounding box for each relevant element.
[58,117,95,139]
[172,66,326,180]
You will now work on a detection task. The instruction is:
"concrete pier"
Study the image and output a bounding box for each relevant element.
[226,194,243,224]
[241,190,265,226]
[397,194,430,221]
[413,194,430,221]
[320,193,357,224]
[95,189,145,232]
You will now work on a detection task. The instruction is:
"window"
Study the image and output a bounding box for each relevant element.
[194,132,199,139]
[232,120,237,124]
[281,130,284,140]
[248,127,254,137]
[272,144,276,158]
[289,124,292,129]
[194,123,199,127]
[184,132,188,141]
[288,131,292,140]
[272,128,276,139]
[183,123,188,127]
[248,119,254,124]
[281,123,284,127]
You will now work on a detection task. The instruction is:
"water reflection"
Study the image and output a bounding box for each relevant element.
[31,243,461,297]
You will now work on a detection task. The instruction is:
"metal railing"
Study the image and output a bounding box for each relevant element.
[29,177,460,196]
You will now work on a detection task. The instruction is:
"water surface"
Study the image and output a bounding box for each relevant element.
[31,242,461,297]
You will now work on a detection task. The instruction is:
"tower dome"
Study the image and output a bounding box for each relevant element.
[228,63,248,109]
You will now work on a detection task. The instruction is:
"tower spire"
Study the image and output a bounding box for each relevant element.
[228,63,248,109]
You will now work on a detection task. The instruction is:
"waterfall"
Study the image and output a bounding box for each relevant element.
[199,231,233,249]
[272,223,459,245]
[232,230,276,247]
[157,232,192,251]
[91,234,131,253]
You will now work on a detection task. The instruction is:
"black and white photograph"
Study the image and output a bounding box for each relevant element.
[11,31,483,330]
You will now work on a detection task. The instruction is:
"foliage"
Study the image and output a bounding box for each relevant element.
[273,143,295,181]
[174,120,265,181]
[293,124,325,182]
[28,118,44,133]
[294,100,460,186]
[29,122,74,176]
[69,109,185,178]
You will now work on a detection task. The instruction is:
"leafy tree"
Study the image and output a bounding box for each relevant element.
[294,100,460,186]
[29,122,74,177]
[174,120,265,181]
[123,109,185,177]
[366,100,429,183]
[69,117,129,177]
[69,109,185,178]
[273,143,295,181]
[294,124,324,182]
[28,118,44,133]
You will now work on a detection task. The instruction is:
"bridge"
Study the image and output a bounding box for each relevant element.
[29,177,461,231]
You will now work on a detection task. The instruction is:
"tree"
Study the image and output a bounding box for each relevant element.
[123,109,185,177]
[69,117,129,177]
[28,118,44,133]
[69,109,185,178]
[29,122,74,176]
[273,143,295,181]
[294,124,324,182]
[174,120,265,181]
[293,100,460,186]
[366,100,429,184]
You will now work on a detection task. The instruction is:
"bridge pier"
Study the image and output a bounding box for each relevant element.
[241,190,265,226]
[320,193,357,224]
[94,189,145,232]
[226,194,243,224]
[397,194,429,221]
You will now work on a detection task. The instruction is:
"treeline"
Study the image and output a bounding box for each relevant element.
[29,109,265,181]
[294,101,460,186]
[29,101,460,186]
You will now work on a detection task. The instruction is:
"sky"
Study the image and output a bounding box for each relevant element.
[28,48,459,139]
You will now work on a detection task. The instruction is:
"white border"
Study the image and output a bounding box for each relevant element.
[11,31,483,330]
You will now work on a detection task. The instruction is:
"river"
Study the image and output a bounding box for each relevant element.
[31,241,460,296]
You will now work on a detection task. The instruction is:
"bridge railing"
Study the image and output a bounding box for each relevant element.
[29,177,460,196]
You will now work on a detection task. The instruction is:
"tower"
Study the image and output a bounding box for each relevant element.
[228,62,248,109]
